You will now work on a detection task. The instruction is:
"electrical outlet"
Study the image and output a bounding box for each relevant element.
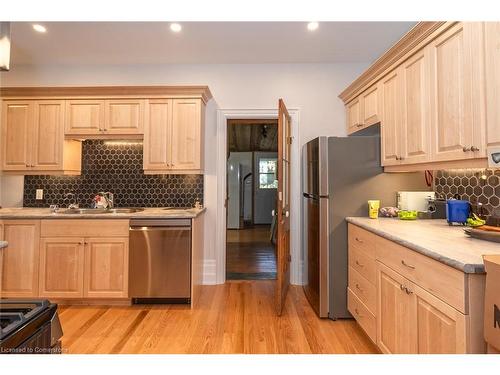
[36,189,44,200]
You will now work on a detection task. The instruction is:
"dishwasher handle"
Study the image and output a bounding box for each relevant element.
[129,219,191,227]
[129,226,191,232]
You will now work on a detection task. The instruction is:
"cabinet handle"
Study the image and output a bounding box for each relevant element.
[355,237,363,243]
[399,156,404,161]
[354,308,363,317]
[400,284,405,291]
[355,283,363,292]
[355,260,364,268]
[79,242,83,245]
[25,164,30,167]
[84,241,88,245]
[463,146,471,152]
[404,287,413,295]
[356,123,364,128]
[471,146,480,152]
[401,260,415,269]
[395,156,400,160]
[103,129,108,132]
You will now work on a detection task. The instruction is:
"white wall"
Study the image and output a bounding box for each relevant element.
[0,62,368,283]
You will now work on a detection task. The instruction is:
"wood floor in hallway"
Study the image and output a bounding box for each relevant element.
[57,281,378,354]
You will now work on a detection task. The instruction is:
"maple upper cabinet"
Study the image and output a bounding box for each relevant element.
[1,100,82,175]
[484,22,500,149]
[104,99,145,135]
[1,101,32,171]
[380,69,403,166]
[428,22,485,162]
[144,98,205,174]
[400,48,431,164]
[65,99,105,135]
[0,220,40,298]
[346,85,380,135]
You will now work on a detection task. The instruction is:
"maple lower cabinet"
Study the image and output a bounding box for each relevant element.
[1,100,82,175]
[0,220,40,298]
[39,237,85,298]
[348,223,484,354]
[39,219,129,300]
[484,22,500,149]
[144,98,204,174]
[84,237,129,298]
[377,262,415,354]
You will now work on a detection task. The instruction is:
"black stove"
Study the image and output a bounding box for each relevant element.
[0,299,63,354]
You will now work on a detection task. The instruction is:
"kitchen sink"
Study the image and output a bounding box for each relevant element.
[58,208,144,214]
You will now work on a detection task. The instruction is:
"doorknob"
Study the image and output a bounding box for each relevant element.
[272,209,275,216]
[283,211,289,218]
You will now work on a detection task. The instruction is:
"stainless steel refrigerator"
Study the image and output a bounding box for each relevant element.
[302,135,427,319]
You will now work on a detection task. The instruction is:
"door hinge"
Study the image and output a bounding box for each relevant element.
[288,254,292,262]
[287,136,293,145]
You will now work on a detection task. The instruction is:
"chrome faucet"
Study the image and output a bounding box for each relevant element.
[97,191,114,209]
[64,193,79,209]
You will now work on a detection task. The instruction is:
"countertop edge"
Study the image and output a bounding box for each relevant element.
[345,217,484,274]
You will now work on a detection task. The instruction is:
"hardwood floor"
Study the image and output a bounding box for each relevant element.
[226,226,277,279]
[57,281,378,354]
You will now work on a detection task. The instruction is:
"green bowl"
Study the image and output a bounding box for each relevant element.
[398,210,418,220]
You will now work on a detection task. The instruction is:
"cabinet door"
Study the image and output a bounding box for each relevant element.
[143,99,173,171]
[39,237,84,298]
[361,85,380,127]
[484,22,500,149]
[346,97,362,133]
[1,101,32,171]
[104,99,144,134]
[0,221,40,297]
[413,283,467,353]
[428,23,478,161]
[84,237,128,298]
[31,100,65,170]
[380,69,403,166]
[400,48,431,164]
[171,99,202,171]
[65,99,105,135]
[377,262,416,354]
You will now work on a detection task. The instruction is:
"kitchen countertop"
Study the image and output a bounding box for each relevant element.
[0,207,206,220]
[0,241,8,249]
[346,217,500,274]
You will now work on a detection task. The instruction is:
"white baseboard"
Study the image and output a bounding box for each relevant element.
[202,259,218,285]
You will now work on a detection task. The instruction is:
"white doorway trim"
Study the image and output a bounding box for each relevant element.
[215,108,301,285]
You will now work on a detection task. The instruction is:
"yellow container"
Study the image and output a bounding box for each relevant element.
[368,200,380,219]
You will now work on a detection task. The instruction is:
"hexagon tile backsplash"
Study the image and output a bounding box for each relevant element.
[24,140,203,208]
[434,169,500,217]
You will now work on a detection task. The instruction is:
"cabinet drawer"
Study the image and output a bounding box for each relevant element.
[375,236,466,313]
[348,288,376,343]
[349,266,376,314]
[349,245,376,284]
[41,220,129,238]
[348,224,377,256]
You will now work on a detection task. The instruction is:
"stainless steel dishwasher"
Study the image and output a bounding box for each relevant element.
[129,219,191,304]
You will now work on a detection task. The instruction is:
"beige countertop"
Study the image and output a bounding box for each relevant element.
[346,217,500,274]
[0,207,206,220]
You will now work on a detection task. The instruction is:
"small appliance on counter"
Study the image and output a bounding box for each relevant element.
[397,191,435,212]
[426,197,447,219]
[446,199,471,225]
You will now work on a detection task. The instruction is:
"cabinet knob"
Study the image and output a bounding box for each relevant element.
[401,259,416,269]
[356,123,363,128]
[399,156,404,161]
[471,146,480,152]
[395,156,399,160]
[355,237,363,243]
[463,146,471,152]
[355,260,364,268]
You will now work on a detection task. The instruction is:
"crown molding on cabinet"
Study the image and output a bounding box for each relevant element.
[0,85,213,104]
[339,21,452,104]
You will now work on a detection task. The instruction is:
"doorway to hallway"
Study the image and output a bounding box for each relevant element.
[225,119,278,280]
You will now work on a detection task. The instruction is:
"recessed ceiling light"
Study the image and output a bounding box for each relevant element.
[32,24,47,33]
[307,22,319,31]
[170,23,182,33]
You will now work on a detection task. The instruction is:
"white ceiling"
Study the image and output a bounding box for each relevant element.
[10,22,415,65]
